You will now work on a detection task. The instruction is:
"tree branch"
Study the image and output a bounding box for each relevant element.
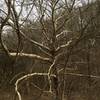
[10,52,52,63]
[20,31,51,53]
[15,72,56,100]
[56,40,72,52]
[0,0,11,56]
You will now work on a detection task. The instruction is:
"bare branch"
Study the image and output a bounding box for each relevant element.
[15,72,56,100]
[56,40,72,52]
[0,0,11,56]
[10,52,52,62]
[38,0,50,42]
[11,0,21,61]
[20,1,35,27]
[20,31,51,53]
[18,0,25,18]
[64,73,100,79]
[48,59,56,92]
[2,19,52,57]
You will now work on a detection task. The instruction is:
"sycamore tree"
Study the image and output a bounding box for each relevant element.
[0,0,100,100]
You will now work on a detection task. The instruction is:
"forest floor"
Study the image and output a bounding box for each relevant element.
[0,88,54,100]
[0,90,88,100]
[0,88,98,100]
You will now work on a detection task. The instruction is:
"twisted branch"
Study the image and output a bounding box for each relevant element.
[15,72,56,100]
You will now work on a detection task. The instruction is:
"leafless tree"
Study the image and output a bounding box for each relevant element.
[0,0,100,100]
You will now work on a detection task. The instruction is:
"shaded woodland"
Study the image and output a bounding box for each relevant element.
[0,0,100,100]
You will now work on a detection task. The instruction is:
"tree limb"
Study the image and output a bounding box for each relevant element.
[15,72,56,100]
[10,52,52,63]
[0,0,11,56]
